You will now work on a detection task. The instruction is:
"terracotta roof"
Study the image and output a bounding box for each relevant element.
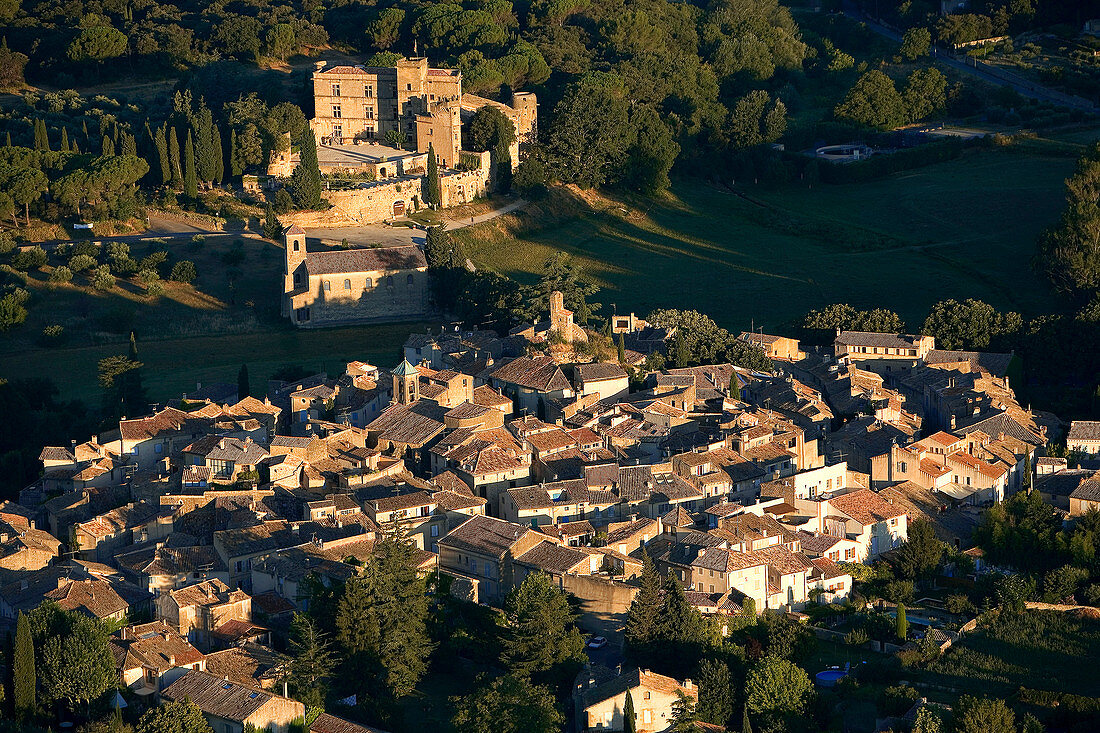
[579,667,695,709]
[828,489,906,525]
[490,356,572,392]
[527,428,578,453]
[576,362,628,382]
[46,578,135,618]
[810,556,848,580]
[1071,477,1100,503]
[311,713,391,733]
[437,515,531,557]
[162,669,300,722]
[168,579,249,609]
[514,540,589,573]
[205,643,290,688]
[753,545,813,575]
[472,385,511,408]
[836,331,925,349]
[366,402,447,446]
[1069,420,1100,442]
[305,245,426,276]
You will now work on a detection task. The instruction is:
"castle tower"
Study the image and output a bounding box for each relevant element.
[392,359,420,404]
[549,290,574,344]
[282,225,307,318]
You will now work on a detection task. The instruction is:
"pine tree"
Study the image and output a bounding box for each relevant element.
[238,364,249,399]
[183,131,198,198]
[625,553,663,653]
[168,126,182,187]
[13,611,35,720]
[262,201,282,240]
[59,127,69,153]
[501,572,586,685]
[624,690,637,733]
[289,132,322,209]
[154,126,170,185]
[896,603,909,641]
[424,143,441,208]
[5,131,11,147]
[729,372,741,401]
[673,330,690,368]
[424,224,455,268]
[697,659,734,726]
[121,132,137,157]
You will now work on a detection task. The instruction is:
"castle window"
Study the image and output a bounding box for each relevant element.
[293,241,300,252]
[406,274,414,286]
[387,276,394,287]
[367,109,374,120]
[293,273,301,286]
[365,277,372,288]
[332,105,342,118]
[365,84,373,97]
[331,83,340,97]
[406,83,412,91]
[323,280,331,291]
[344,279,351,290]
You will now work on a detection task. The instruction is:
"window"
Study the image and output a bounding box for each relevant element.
[331,83,340,96]
[367,108,374,120]
[431,524,440,537]
[387,275,394,287]
[406,83,413,90]
[344,278,352,290]
[332,124,342,140]
[293,240,300,252]
[323,280,331,291]
[365,84,373,97]
[155,444,163,454]
[365,277,373,288]
[643,692,651,701]
[332,104,342,118]
[293,273,301,286]
[406,274,414,285]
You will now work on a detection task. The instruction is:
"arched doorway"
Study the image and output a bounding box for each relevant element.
[393,200,405,217]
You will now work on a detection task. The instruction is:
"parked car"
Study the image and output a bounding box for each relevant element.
[587,635,607,649]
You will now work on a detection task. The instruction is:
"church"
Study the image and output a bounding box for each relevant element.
[281,225,431,327]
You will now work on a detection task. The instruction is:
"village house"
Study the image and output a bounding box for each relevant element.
[115,543,229,594]
[575,667,696,733]
[110,620,206,696]
[1068,420,1100,457]
[737,332,804,361]
[157,579,252,650]
[1069,475,1100,516]
[73,500,172,563]
[204,643,291,691]
[161,669,304,733]
[575,362,630,403]
[488,354,576,417]
[800,489,909,561]
[437,514,551,603]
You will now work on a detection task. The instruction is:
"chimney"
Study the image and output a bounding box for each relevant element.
[168,654,176,666]
[587,675,596,688]
[684,678,693,689]
[161,630,170,641]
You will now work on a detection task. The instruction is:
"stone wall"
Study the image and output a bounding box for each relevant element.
[561,573,639,641]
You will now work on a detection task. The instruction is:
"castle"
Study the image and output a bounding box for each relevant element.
[281,225,430,327]
[309,56,537,169]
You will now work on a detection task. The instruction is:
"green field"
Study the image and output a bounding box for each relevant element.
[458,145,1081,334]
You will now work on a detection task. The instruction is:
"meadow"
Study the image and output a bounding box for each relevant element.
[456,142,1081,334]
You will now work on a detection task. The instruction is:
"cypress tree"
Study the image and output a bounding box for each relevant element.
[624,690,637,733]
[13,611,34,720]
[101,135,114,157]
[59,127,69,153]
[168,126,182,187]
[896,603,908,641]
[617,333,626,364]
[5,131,11,146]
[262,201,282,240]
[212,124,224,184]
[742,707,752,733]
[121,132,137,157]
[183,131,198,199]
[124,332,147,417]
[424,143,441,207]
[155,126,170,185]
[195,104,216,184]
[289,131,322,209]
[230,129,243,177]
[624,553,663,654]
[81,119,89,145]
[729,372,741,401]
[237,364,249,399]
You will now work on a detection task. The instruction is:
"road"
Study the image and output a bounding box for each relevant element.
[841,5,1100,113]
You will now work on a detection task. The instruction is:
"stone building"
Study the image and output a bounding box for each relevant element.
[281,225,430,327]
[309,56,537,169]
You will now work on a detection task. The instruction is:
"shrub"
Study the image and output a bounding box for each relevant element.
[947,594,977,615]
[140,250,169,273]
[170,260,197,283]
[138,268,160,285]
[0,293,28,330]
[191,234,206,247]
[845,628,870,646]
[91,265,115,290]
[68,253,97,273]
[40,324,65,344]
[146,281,164,297]
[11,246,47,271]
[48,265,72,283]
[71,241,97,258]
[0,231,15,254]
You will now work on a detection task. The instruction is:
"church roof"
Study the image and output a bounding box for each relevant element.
[304,245,426,275]
[393,359,419,377]
[283,224,305,236]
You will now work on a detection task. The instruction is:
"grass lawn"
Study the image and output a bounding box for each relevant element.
[458,144,1081,333]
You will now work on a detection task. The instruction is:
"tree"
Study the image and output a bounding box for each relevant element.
[68,25,127,64]
[802,303,905,343]
[624,551,663,653]
[183,131,198,199]
[123,332,147,419]
[920,298,1021,350]
[672,330,690,368]
[727,90,787,150]
[670,689,698,733]
[729,372,741,401]
[744,657,812,716]
[896,603,909,641]
[1039,148,1100,298]
[835,70,908,129]
[900,27,932,60]
[0,38,28,90]
[617,333,626,364]
[546,75,634,188]
[286,613,334,708]
[696,659,734,726]
[995,573,1036,612]
[29,605,115,712]
[911,706,942,733]
[237,364,249,399]
[135,698,213,733]
[501,572,586,685]
[424,144,442,208]
[623,690,637,733]
[265,23,297,62]
[98,355,143,419]
[154,126,170,185]
[169,260,197,283]
[425,223,463,270]
[953,695,1015,733]
[741,707,753,733]
[451,674,563,733]
[648,309,773,372]
[168,127,182,187]
[13,611,35,720]
[262,201,282,240]
[289,132,322,209]
[894,519,945,579]
[625,105,678,194]
[903,67,947,121]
